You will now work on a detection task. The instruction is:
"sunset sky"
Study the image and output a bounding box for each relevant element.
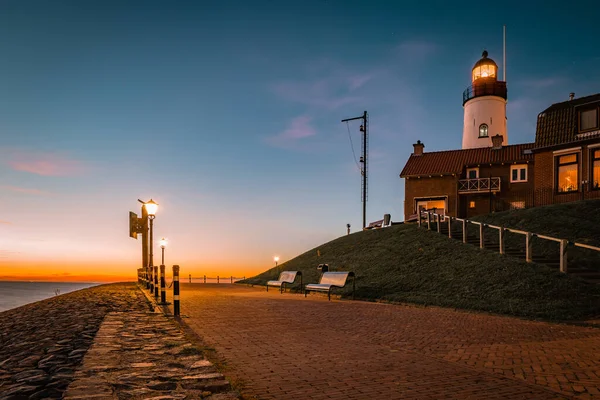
[1,1,599,281]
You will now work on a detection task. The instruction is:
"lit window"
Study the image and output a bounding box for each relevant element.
[469,201,476,209]
[510,165,527,183]
[580,109,598,132]
[592,149,600,190]
[510,201,525,210]
[556,153,579,193]
[479,124,488,138]
[467,168,479,179]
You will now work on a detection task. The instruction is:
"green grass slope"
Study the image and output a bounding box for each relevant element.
[471,199,600,270]
[241,223,600,321]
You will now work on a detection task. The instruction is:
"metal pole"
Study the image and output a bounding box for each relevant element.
[161,247,165,265]
[189,274,191,283]
[362,111,367,230]
[149,265,154,293]
[204,275,206,283]
[173,265,180,316]
[141,206,149,289]
[160,264,166,304]
[149,217,154,271]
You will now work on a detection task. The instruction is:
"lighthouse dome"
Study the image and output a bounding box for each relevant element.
[471,50,498,82]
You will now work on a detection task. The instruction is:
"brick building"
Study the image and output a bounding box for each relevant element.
[532,93,600,205]
[399,50,600,221]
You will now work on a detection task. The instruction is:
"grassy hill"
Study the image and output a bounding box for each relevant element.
[470,199,600,270]
[242,204,600,321]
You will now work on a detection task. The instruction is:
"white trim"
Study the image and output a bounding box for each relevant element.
[553,147,581,155]
[466,167,479,179]
[587,143,600,149]
[510,164,528,183]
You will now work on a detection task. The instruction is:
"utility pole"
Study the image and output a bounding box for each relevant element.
[341,111,368,229]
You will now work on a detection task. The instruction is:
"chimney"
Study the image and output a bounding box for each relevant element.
[413,140,424,156]
[491,134,503,150]
[569,92,575,101]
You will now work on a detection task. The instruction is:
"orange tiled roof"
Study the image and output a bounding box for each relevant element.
[400,143,535,177]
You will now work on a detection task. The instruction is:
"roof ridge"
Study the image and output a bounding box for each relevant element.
[413,142,535,156]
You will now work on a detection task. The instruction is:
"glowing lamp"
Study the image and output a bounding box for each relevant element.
[144,199,158,217]
[274,256,279,263]
[160,238,167,249]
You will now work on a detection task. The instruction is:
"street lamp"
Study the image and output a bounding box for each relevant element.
[144,199,158,268]
[160,237,167,265]
[274,256,279,271]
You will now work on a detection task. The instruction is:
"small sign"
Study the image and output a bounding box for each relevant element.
[129,212,139,239]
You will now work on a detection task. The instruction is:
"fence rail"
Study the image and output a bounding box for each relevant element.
[417,210,600,274]
[186,275,246,284]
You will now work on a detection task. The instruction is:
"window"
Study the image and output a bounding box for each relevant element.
[580,109,598,132]
[510,201,525,210]
[467,168,479,179]
[469,201,476,209]
[510,165,527,183]
[592,149,600,190]
[416,198,447,215]
[479,124,488,138]
[556,153,579,193]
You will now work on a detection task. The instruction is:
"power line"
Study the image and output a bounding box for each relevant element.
[345,121,362,173]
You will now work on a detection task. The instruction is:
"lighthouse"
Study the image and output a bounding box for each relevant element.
[462,50,507,149]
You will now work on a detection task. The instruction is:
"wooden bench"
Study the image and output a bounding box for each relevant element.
[266,271,302,293]
[304,271,355,301]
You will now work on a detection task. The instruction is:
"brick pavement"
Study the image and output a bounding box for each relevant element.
[164,284,600,399]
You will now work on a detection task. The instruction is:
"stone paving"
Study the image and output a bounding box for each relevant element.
[0,283,148,400]
[164,283,600,400]
[63,311,238,400]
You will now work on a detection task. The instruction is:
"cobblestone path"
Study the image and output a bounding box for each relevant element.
[164,284,600,400]
[64,311,238,400]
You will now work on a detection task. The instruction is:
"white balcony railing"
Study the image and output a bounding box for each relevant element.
[458,177,501,193]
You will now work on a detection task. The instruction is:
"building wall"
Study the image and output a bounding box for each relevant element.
[404,176,458,221]
[534,142,600,205]
[462,96,507,149]
[459,162,535,217]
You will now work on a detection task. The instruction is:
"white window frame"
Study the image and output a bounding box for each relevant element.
[510,164,527,183]
[466,167,479,179]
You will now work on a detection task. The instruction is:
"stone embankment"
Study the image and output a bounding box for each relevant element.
[0,283,238,400]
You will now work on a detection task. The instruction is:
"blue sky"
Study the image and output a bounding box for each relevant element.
[1,0,599,279]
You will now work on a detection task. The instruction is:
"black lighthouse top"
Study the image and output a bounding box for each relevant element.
[463,50,507,105]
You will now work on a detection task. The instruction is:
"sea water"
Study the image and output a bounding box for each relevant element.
[0,281,99,313]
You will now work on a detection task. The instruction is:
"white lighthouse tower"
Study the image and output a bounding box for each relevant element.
[462,50,507,149]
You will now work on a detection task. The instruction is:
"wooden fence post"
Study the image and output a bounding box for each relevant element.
[217,276,220,284]
[189,274,191,283]
[427,212,431,230]
[230,276,233,284]
[526,232,533,263]
[479,224,485,249]
[560,239,568,273]
[436,214,441,233]
[448,217,452,238]
[417,212,421,228]
[499,227,505,255]
[462,220,467,244]
[173,265,180,317]
[204,275,206,284]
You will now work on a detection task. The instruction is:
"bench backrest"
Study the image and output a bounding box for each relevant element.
[278,271,299,283]
[319,272,353,287]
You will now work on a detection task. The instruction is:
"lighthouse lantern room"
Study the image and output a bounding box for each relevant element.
[462,50,507,149]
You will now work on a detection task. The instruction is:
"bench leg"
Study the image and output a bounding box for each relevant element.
[280,283,284,294]
[305,288,308,298]
[266,285,268,292]
[328,289,331,301]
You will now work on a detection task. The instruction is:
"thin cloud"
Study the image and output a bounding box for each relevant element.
[265,115,317,149]
[0,185,50,196]
[520,77,564,89]
[272,79,362,110]
[5,150,84,176]
[0,220,11,225]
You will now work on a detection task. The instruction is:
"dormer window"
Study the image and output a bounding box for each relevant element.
[479,124,488,138]
[579,108,598,132]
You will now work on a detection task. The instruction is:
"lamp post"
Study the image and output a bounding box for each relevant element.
[144,199,158,268]
[274,256,279,273]
[160,238,167,265]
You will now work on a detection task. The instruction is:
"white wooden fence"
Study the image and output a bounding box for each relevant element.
[417,211,600,274]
